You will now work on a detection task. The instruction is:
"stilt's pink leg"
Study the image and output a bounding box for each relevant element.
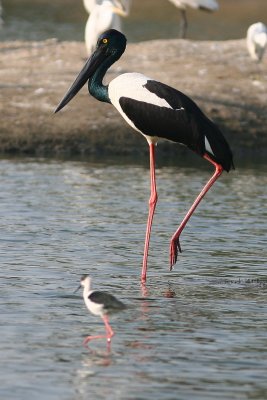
[83,333,108,347]
[102,314,114,342]
[82,314,114,348]
[170,154,223,269]
[141,143,158,283]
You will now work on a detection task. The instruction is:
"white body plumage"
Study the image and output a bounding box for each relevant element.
[108,72,215,155]
[109,73,172,144]
[81,276,105,316]
[83,0,100,14]
[168,0,218,11]
[247,22,267,62]
[79,275,126,317]
[83,0,130,55]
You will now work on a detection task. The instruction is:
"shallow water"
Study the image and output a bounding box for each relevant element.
[1,0,267,42]
[0,157,266,399]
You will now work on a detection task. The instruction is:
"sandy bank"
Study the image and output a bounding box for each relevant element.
[0,38,266,159]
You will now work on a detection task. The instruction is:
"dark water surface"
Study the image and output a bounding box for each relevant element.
[1,0,267,42]
[0,157,266,399]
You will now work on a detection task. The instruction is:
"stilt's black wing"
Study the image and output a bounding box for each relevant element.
[89,291,126,312]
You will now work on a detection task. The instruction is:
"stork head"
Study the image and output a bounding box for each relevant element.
[55,29,127,113]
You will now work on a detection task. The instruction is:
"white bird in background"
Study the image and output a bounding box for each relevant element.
[168,0,219,38]
[83,0,131,55]
[83,0,100,14]
[246,22,267,62]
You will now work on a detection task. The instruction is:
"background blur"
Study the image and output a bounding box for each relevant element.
[1,0,267,43]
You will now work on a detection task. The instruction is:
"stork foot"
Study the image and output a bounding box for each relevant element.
[169,237,182,270]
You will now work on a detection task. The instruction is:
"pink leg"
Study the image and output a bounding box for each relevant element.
[169,154,223,269]
[102,314,114,343]
[141,143,158,283]
[83,333,107,348]
[82,314,114,348]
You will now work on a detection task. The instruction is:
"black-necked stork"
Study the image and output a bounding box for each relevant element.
[55,29,234,283]
[168,0,219,38]
[75,275,126,348]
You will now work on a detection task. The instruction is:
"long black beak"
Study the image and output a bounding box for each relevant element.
[74,284,81,294]
[54,47,106,113]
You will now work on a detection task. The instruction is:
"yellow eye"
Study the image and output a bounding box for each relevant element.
[102,38,108,44]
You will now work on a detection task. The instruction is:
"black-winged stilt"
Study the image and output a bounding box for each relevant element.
[75,275,126,348]
[55,29,234,283]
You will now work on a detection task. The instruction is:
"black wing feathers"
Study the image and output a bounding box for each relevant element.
[89,291,126,311]
[145,80,234,171]
[120,98,197,148]
[119,79,234,172]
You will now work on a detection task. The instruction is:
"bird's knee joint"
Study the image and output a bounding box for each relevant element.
[149,194,158,206]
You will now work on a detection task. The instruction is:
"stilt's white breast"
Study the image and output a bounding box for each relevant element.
[108,73,172,142]
[84,290,104,316]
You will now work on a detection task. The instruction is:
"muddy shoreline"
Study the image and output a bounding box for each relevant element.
[0,38,266,161]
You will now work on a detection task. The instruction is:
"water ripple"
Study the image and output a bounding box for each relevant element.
[0,158,266,400]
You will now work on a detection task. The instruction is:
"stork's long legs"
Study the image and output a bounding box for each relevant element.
[169,154,223,269]
[141,143,158,283]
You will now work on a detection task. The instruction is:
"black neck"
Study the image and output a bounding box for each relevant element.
[88,53,118,104]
